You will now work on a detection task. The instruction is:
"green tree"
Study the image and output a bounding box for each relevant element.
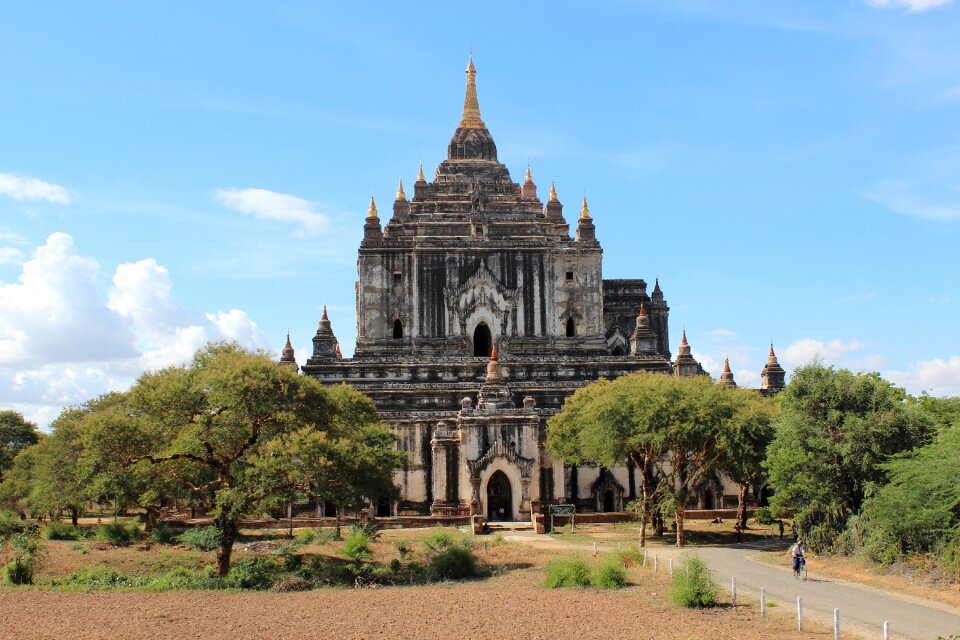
[861,423,960,575]
[548,372,749,547]
[765,364,933,551]
[0,411,40,478]
[83,342,402,576]
[716,392,777,529]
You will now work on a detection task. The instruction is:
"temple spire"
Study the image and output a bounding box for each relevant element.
[580,197,591,219]
[395,178,407,202]
[525,164,533,183]
[548,181,559,203]
[417,163,426,182]
[367,196,378,219]
[460,53,484,128]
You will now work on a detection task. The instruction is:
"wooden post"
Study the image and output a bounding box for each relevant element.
[668,558,673,577]
[760,588,766,619]
[643,549,648,567]
[883,621,890,640]
[797,596,803,632]
[731,576,737,607]
[833,609,840,640]
[593,542,598,555]
[654,554,659,572]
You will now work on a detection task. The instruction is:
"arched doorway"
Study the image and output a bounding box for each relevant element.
[603,490,615,512]
[566,317,576,337]
[392,319,403,339]
[473,323,492,357]
[486,471,512,521]
[376,497,391,518]
[703,489,716,510]
[611,345,625,356]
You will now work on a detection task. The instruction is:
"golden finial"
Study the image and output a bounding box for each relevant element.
[395,178,407,202]
[548,181,559,203]
[367,196,378,219]
[525,164,533,184]
[580,196,591,219]
[417,163,426,182]
[460,53,484,128]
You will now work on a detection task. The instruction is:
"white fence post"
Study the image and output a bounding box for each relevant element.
[654,554,659,572]
[760,588,766,619]
[833,608,840,639]
[797,596,803,632]
[731,576,737,607]
[883,621,889,640]
[642,549,648,567]
[593,542,598,555]
[669,558,674,577]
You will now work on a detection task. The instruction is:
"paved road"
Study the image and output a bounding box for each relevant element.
[508,535,960,640]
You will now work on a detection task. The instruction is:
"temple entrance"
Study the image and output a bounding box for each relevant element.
[473,323,492,357]
[392,319,403,339]
[376,497,391,518]
[486,471,512,521]
[603,489,615,513]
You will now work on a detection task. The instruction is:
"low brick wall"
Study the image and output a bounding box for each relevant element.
[548,508,753,528]
[170,514,472,531]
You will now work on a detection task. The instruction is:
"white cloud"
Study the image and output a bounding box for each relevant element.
[886,356,960,396]
[0,247,24,265]
[0,233,270,429]
[865,0,955,11]
[704,328,737,339]
[215,187,330,235]
[0,173,71,204]
[783,338,864,368]
[863,185,960,221]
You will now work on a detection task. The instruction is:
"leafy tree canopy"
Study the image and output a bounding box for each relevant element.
[0,411,40,476]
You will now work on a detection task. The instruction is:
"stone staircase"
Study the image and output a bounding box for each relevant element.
[485,521,535,532]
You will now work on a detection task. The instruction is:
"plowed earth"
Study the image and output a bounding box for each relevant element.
[0,578,836,640]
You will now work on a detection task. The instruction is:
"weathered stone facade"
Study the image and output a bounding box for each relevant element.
[291,57,785,520]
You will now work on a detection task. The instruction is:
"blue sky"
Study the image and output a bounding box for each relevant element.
[2,0,959,426]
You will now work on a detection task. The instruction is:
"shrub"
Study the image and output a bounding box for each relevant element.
[616,548,643,568]
[149,523,177,545]
[43,521,84,541]
[592,554,627,589]
[422,527,465,552]
[276,541,303,571]
[753,507,775,525]
[489,532,505,547]
[3,531,46,585]
[272,575,313,592]
[430,545,477,580]
[343,530,374,563]
[66,565,138,588]
[0,511,27,538]
[178,526,221,552]
[393,539,412,557]
[669,555,718,608]
[94,521,139,543]
[295,528,316,544]
[544,555,592,588]
[350,522,383,540]
[220,557,280,590]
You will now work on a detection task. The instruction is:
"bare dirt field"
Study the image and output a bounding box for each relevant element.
[0,575,837,640]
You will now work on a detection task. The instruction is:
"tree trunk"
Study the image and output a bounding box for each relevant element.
[675,509,685,547]
[287,501,294,539]
[334,508,342,540]
[215,517,238,577]
[639,510,648,547]
[70,507,79,527]
[737,483,749,530]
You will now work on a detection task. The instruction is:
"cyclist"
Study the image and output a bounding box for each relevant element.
[791,539,806,578]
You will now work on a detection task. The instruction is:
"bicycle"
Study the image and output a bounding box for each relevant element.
[793,556,807,581]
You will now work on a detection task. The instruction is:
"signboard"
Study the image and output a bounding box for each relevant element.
[548,504,576,533]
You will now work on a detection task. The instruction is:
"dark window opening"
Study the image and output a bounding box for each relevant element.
[393,272,402,284]
[611,345,625,356]
[565,318,576,337]
[487,470,512,521]
[475,225,484,237]
[376,497,391,518]
[392,319,403,339]
[473,323,492,357]
[565,271,574,281]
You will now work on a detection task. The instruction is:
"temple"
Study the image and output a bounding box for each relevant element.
[287,56,786,521]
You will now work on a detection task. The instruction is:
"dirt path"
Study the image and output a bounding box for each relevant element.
[507,535,960,640]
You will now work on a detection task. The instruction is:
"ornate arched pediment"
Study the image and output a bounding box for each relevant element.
[467,438,534,479]
[444,263,521,336]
